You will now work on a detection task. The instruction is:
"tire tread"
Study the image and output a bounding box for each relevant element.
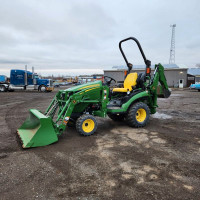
[126,102,150,127]
[76,114,97,136]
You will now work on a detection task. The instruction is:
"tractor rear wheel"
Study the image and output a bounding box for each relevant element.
[126,102,150,127]
[76,114,98,136]
[108,113,124,121]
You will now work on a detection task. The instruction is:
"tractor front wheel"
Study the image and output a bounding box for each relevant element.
[126,102,150,127]
[76,114,98,136]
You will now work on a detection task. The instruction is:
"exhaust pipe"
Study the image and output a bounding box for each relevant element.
[32,66,34,79]
[25,65,28,86]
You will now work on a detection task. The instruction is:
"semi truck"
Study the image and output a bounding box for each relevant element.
[0,68,54,92]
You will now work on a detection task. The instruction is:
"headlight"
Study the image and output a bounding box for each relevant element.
[65,117,69,121]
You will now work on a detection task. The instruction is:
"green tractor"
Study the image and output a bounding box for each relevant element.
[17,37,171,148]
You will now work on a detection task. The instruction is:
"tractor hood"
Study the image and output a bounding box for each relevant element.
[65,81,102,92]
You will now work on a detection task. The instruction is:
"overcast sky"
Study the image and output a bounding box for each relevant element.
[0,0,199,76]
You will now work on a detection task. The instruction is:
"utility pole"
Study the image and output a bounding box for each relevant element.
[169,24,176,64]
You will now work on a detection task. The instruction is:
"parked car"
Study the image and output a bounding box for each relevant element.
[53,82,60,88]
[190,82,200,92]
[74,82,82,86]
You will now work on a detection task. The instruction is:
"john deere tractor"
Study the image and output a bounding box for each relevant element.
[17,37,171,148]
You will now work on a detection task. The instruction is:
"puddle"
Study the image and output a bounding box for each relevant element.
[170,94,184,97]
[152,138,166,144]
[151,112,172,119]
[183,184,193,190]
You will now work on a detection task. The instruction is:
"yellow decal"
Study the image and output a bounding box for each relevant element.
[78,84,100,90]
[85,87,99,92]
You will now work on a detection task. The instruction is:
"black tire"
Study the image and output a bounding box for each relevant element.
[68,113,82,127]
[108,113,125,121]
[198,89,200,92]
[38,85,47,92]
[0,85,6,92]
[76,114,97,136]
[67,118,77,127]
[126,102,150,127]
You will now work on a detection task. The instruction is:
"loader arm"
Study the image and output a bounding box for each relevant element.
[17,81,105,148]
[149,63,171,113]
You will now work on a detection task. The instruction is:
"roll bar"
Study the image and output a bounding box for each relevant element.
[119,37,151,75]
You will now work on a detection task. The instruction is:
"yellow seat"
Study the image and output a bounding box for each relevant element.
[113,73,138,93]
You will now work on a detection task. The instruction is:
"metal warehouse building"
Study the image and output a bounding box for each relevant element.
[104,64,188,88]
[188,68,200,83]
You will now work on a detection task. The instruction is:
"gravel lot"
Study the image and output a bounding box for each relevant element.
[0,88,200,199]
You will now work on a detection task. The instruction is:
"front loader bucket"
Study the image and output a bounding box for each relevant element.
[17,109,58,148]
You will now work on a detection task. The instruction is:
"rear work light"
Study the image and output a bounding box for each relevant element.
[146,67,151,75]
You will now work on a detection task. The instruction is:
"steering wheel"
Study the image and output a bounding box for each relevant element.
[104,76,116,86]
